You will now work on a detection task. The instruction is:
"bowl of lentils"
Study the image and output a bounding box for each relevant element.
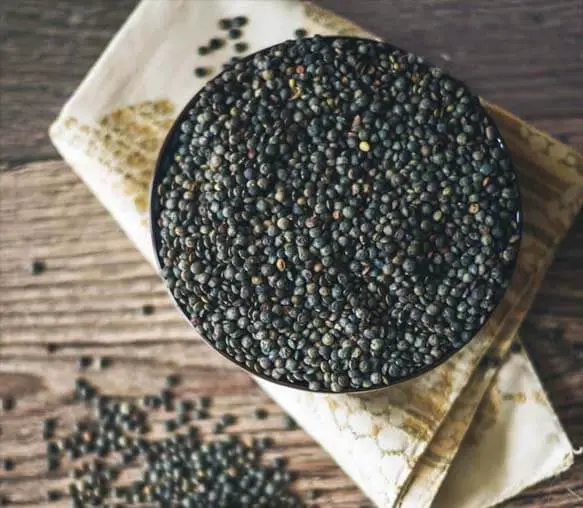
[151,36,522,393]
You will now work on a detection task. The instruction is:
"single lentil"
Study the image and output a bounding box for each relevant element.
[30,259,46,275]
[254,408,269,420]
[76,356,93,370]
[141,304,155,316]
[220,413,237,427]
[1,397,15,412]
[165,374,181,387]
[283,415,298,430]
[194,67,211,78]
[209,37,224,50]
[47,489,63,501]
[228,28,242,40]
[232,15,248,27]
[234,42,248,53]
[97,356,112,370]
[218,18,232,30]
[46,342,58,354]
[42,418,57,440]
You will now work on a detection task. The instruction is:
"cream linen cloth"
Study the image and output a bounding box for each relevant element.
[49,1,582,506]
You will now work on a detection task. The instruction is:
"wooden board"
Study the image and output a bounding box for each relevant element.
[1,0,582,506]
[0,161,581,507]
[1,0,582,166]
[0,161,369,507]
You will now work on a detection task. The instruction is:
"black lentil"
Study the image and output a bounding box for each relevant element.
[33,370,305,506]
[283,415,297,431]
[254,408,268,420]
[46,342,58,354]
[30,259,46,275]
[194,67,211,78]
[234,41,248,53]
[192,408,209,420]
[141,304,155,315]
[153,37,521,393]
[165,373,181,387]
[1,397,15,412]
[232,15,248,27]
[197,396,212,409]
[164,419,177,433]
[2,458,14,471]
[294,28,308,38]
[218,18,232,30]
[305,488,319,500]
[209,37,224,50]
[42,418,57,440]
[77,356,93,370]
[220,413,237,427]
[97,356,112,370]
[47,489,63,501]
[197,46,210,56]
[228,28,242,40]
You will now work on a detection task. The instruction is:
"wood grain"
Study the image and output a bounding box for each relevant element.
[1,161,582,506]
[1,0,582,506]
[0,161,371,507]
[1,0,582,165]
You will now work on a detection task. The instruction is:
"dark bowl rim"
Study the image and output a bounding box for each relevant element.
[149,35,524,395]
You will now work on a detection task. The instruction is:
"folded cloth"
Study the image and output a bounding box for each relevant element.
[49,1,582,506]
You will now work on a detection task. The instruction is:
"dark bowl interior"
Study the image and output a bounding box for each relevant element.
[150,36,523,394]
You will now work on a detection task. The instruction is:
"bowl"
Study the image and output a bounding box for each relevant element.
[150,36,522,394]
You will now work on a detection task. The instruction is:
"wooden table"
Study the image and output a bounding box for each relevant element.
[1,1,581,506]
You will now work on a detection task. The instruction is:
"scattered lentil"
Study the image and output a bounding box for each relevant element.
[234,41,248,53]
[294,28,308,38]
[165,374,181,387]
[97,356,112,370]
[228,28,242,40]
[47,489,63,501]
[283,415,298,431]
[209,37,224,50]
[46,342,58,354]
[220,413,237,427]
[197,396,212,409]
[30,259,46,275]
[76,356,93,370]
[1,397,15,412]
[218,18,232,30]
[305,488,319,500]
[233,15,248,27]
[42,418,57,440]
[141,304,155,316]
[194,67,211,78]
[254,408,269,420]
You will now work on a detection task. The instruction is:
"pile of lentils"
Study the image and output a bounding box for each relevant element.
[155,36,521,392]
[1,374,304,507]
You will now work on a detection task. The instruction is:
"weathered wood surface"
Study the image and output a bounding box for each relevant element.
[0,0,582,506]
[0,161,370,507]
[1,0,582,166]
